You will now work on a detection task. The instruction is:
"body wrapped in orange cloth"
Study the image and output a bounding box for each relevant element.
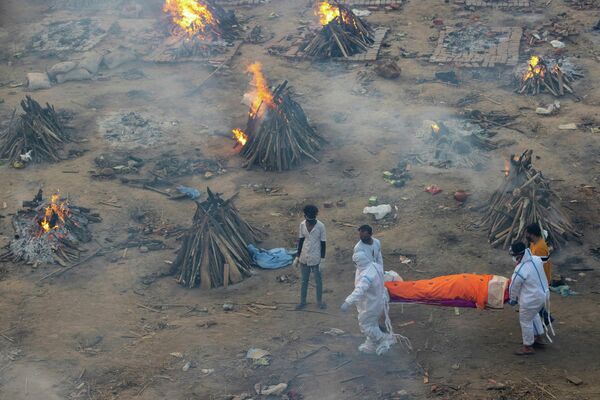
[385,273,510,309]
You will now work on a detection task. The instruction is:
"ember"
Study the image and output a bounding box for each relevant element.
[300,1,375,58]
[517,56,582,97]
[233,63,325,171]
[483,150,581,249]
[0,190,101,266]
[170,188,265,289]
[425,119,500,169]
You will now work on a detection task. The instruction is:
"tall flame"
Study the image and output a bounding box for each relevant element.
[317,1,339,25]
[246,62,274,118]
[163,0,216,38]
[232,128,248,146]
[39,194,68,233]
[522,55,545,81]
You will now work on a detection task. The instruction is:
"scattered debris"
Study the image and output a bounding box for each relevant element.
[255,382,287,396]
[425,185,442,195]
[536,101,561,115]
[323,328,345,336]
[454,190,469,202]
[28,19,108,55]
[374,60,401,79]
[99,111,174,147]
[363,204,392,220]
[383,162,411,188]
[558,123,577,130]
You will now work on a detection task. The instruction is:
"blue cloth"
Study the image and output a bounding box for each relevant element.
[247,244,295,269]
[176,186,201,199]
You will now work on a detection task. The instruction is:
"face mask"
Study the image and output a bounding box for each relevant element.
[512,256,518,263]
[306,218,316,224]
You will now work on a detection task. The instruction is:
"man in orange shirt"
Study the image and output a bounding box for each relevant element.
[525,224,552,283]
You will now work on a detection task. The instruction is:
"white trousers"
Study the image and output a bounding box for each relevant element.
[519,306,544,346]
[358,309,385,343]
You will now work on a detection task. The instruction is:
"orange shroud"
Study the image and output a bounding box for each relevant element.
[385,274,495,309]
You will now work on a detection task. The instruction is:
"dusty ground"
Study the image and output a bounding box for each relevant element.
[1,0,600,399]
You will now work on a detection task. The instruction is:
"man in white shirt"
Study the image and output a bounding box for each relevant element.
[296,205,327,310]
[353,225,383,273]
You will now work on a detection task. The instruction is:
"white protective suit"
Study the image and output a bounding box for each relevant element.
[509,249,551,346]
[354,239,384,274]
[345,252,390,353]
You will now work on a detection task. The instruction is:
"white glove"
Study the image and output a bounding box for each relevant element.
[292,257,299,268]
[340,302,350,312]
[319,259,325,272]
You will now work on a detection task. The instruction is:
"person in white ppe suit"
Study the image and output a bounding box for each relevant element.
[341,251,396,355]
[508,242,551,356]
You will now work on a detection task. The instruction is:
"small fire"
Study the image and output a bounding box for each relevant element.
[39,194,68,233]
[163,0,216,38]
[246,62,275,118]
[522,55,546,81]
[503,159,510,176]
[232,128,248,146]
[431,123,441,135]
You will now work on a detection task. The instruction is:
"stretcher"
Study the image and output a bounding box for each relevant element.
[385,273,510,309]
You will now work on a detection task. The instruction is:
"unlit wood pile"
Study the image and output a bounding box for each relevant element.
[301,4,374,58]
[0,96,69,164]
[517,57,582,97]
[241,80,324,171]
[483,150,581,249]
[170,189,264,289]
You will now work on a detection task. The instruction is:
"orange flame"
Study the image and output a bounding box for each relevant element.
[503,159,510,176]
[317,1,339,25]
[232,128,248,146]
[431,123,440,135]
[163,0,216,38]
[522,55,545,81]
[246,62,274,118]
[39,194,68,233]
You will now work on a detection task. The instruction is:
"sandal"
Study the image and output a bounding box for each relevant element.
[514,346,535,356]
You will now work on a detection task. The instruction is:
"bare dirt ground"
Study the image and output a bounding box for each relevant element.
[1,0,600,399]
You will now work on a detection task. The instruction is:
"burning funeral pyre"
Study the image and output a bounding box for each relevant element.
[0,96,70,167]
[232,63,324,171]
[161,0,239,59]
[299,1,375,58]
[0,190,101,266]
[517,56,583,97]
[425,119,500,169]
[483,150,580,249]
[170,189,264,289]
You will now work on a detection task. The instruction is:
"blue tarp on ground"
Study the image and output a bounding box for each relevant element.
[247,244,295,269]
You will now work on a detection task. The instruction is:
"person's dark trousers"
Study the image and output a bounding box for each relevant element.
[299,263,322,305]
[539,307,555,325]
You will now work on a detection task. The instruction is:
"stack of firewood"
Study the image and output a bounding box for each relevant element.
[517,56,582,97]
[301,2,374,58]
[0,96,69,165]
[240,80,325,171]
[170,189,264,289]
[483,150,581,249]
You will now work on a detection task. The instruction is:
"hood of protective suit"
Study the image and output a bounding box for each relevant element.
[353,251,371,270]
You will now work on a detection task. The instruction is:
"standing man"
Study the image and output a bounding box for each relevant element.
[296,205,327,310]
[340,251,396,355]
[525,224,553,284]
[353,225,383,272]
[508,242,550,355]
